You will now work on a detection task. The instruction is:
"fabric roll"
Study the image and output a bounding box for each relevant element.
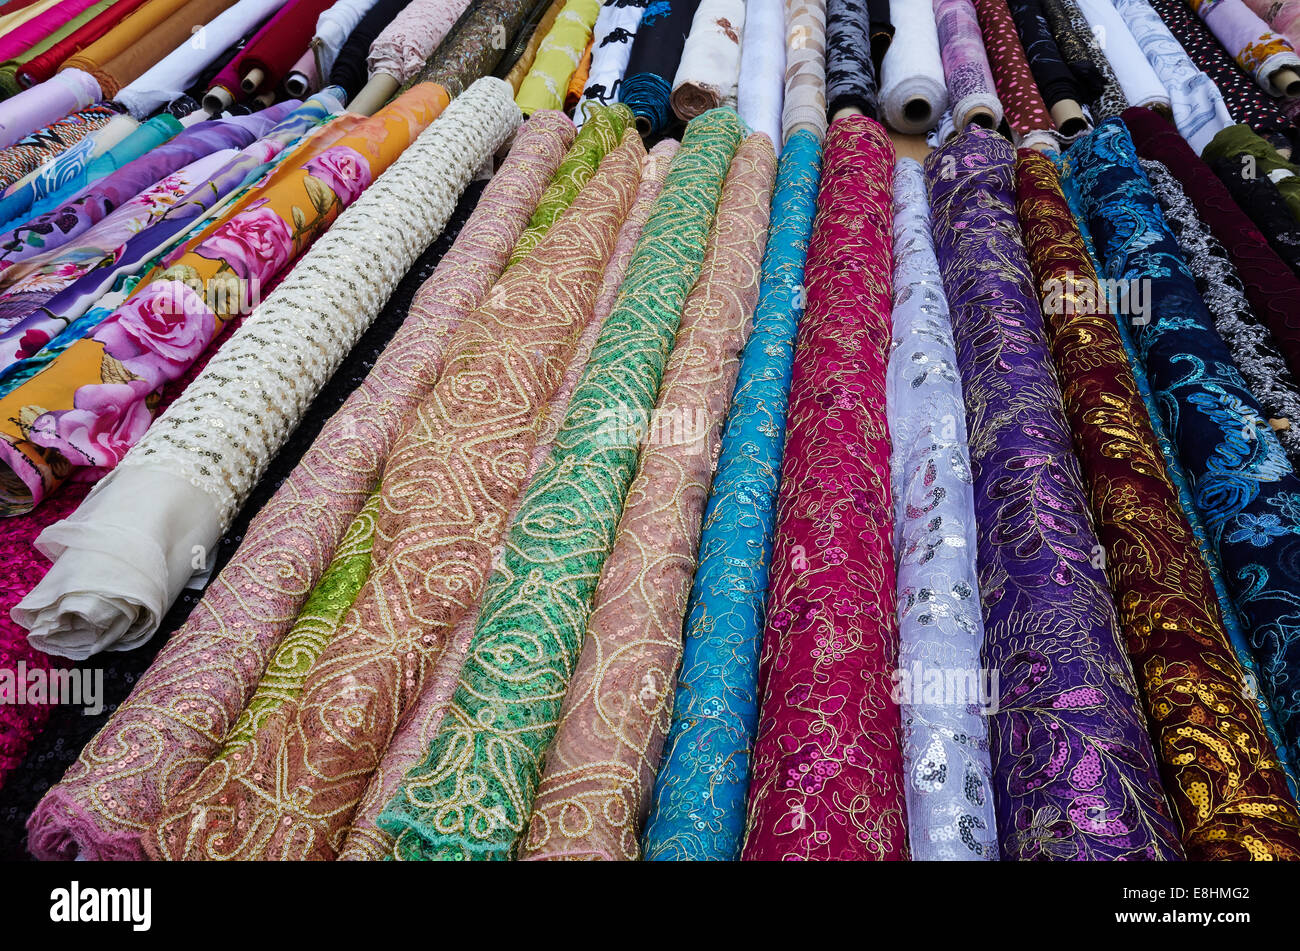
[515,0,600,114]
[73,0,241,98]
[670,0,745,120]
[0,176,488,859]
[1189,0,1300,95]
[22,79,522,862]
[573,0,645,126]
[933,0,1003,131]
[640,130,820,863]
[0,0,117,97]
[509,104,629,265]
[338,136,677,862]
[0,0,104,65]
[520,134,775,862]
[411,0,538,97]
[1210,153,1300,285]
[366,0,473,85]
[208,0,333,99]
[502,0,564,91]
[565,40,592,106]
[1203,123,1300,220]
[1125,110,1300,411]
[973,0,1053,147]
[17,0,154,87]
[925,126,1183,861]
[116,0,287,118]
[1007,0,1083,118]
[1070,113,1300,774]
[327,0,409,97]
[782,0,828,142]
[886,157,997,861]
[375,108,745,863]
[826,0,879,118]
[0,112,137,231]
[880,0,947,134]
[286,46,321,94]
[0,102,118,196]
[743,115,906,861]
[1042,0,1127,119]
[736,0,783,150]
[1112,0,1232,153]
[620,0,701,134]
[1018,147,1300,860]
[312,0,378,76]
[1150,157,1300,483]
[0,110,281,288]
[1148,0,1291,144]
[1074,0,1169,110]
[0,99,332,379]
[1243,0,1300,44]
[148,126,643,862]
[0,69,101,153]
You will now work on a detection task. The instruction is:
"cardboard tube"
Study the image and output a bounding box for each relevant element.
[1271,67,1300,97]
[202,85,236,115]
[1050,98,1087,137]
[285,72,310,98]
[253,90,274,108]
[1271,417,1291,432]
[347,72,399,116]
[963,105,996,129]
[831,105,865,122]
[903,97,932,126]
[240,67,265,94]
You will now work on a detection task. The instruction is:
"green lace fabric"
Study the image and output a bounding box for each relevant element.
[375,107,746,861]
[508,104,631,266]
[214,490,382,757]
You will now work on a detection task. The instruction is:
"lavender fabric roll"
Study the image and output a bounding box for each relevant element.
[924,127,1184,861]
[0,68,101,151]
[932,0,1003,131]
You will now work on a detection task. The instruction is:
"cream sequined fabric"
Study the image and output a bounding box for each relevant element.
[24,79,529,862]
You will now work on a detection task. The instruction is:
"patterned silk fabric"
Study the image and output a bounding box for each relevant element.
[337,140,681,862]
[926,127,1183,861]
[1066,117,1300,772]
[973,0,1053,146]
[641,130,822,862]
[376,108,747,861]
[826,0,880,118]
[743,115,907,861]
[1017,148,1300,860]
[509,104,630,266]
[0,103,120,193]
[24,115,571,862]
[146,130,645,861]
[888,158,997,861]
[520,134,776,861]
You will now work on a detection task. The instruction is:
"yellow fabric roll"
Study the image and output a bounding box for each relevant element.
[505,0,565,92]
[515,0,600,114]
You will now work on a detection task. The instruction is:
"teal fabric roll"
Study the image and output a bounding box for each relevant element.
[639,128,822,862]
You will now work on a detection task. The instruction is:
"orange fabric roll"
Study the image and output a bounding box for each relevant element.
[564,39,592,109]
[58,0,199,94]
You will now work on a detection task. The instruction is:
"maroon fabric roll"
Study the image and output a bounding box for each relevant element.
[224,0,335,93]
[17,0,154,87]
[1125,106,1300,386]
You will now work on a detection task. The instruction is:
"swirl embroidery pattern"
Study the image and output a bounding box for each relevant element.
[925,127,1183,861]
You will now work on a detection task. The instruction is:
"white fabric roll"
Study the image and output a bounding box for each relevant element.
[575,0,645,129]
[1074,0,1169,111]
[115,0,289,119]
[14,78,523,659]
[880,0,947,134]
[313,0,382,77]
[737,0,784,155]
[670,0,746,120]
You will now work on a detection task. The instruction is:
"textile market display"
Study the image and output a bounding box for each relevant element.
[880,0,947,134]
[826,0,879,119]
[1203,123,1300,221]
[410,0,538,97]
[743,114,907,862]
[366,0,474,87]
[1074,0,1170,111]
[926,127,1184,861]
[572,0,646,126]
[1187,0,1300,96]
[1006,0,1086,135]
[1041,0,1127,120]
[933,0,1004,130]
[972,0,1053,147]
[516,0,601,115]
[326,0,408,98]
[736,0,783,150]
[670,0,745,120]
[376,108,746,862]
[782,0,828,143]
[621,0,702,135]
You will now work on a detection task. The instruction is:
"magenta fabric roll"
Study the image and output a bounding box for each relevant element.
[0,0,105,63]
[742,113,907,861]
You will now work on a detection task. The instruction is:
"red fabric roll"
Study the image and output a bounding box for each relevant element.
[17,0,153,87]
[218,0,335,95]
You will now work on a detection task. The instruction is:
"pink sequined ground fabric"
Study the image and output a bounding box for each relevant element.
[337,138,680,861]
[23,113,576,862]
[742,114,908,861]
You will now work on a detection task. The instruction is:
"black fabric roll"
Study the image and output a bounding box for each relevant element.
[1211,155,1300,281]
[163,95,205,119]
[1039,0,1105,102]
[867,0,892,76]
[1007,0,1081,110]
[826,0,878,119]
[621,0,701,134]
[0,180,489,862]
[330,0,415,99]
